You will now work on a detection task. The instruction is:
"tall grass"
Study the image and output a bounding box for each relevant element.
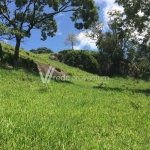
[0,43,150,149]
[0,67,150,149]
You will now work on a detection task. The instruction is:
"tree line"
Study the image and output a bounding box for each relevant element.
[0,0,149,78]
[61,3,150,79]
[30,47,53,54]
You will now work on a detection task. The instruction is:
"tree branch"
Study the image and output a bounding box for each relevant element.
[20,0,33,29]
[59,0,71,12]
[3,0,10,19]
[26,3,78,34]
[0,8,17,28]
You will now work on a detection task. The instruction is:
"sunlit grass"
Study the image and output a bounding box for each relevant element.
[0,43,150,149]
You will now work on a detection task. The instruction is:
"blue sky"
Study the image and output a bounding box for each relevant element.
[4,0,123,53]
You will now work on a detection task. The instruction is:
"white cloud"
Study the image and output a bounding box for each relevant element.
[55,13,66,18]
[74,1,124,50]
[74,32,97,50]
[3,39,9,44]
[56,22,62,36]
[137,10,144,17]
[56,30,62,35]
[95,0,124,30]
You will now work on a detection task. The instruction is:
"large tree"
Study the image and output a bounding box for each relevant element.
[115,0,150,57]
[115,0,150,31]
[0,0,99,66]
[107,10,137,60]
[87,10,136,62]
[0,22,23,62]
[86,10,139,76]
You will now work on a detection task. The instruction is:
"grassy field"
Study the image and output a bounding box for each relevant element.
[0,43,150,149]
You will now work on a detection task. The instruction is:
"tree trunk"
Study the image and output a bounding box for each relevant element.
[0,42,3,62]
[13,37,21,67]
[71,42,74,50]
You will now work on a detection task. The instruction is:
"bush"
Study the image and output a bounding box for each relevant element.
[64,50,100,74]
[3,52,14,65]
[57,49,73,62]
[26,52,29,55]
[30,47,53,54]
[135,58,150,80]
[91,51,102,64]
[19,57,38,73]
[1,49,38,73]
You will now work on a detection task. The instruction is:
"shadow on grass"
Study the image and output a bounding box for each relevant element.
[93,86,150,96]
[52,78,73,84]
[0,64,14,70]
[0,63,39,77]
[38,87,49,93]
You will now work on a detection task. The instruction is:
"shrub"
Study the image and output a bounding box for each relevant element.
[91,51,102,64]
[64,50,100,74]
[26,52,30,55]
[19,57,38,73]
[3,52,14,65]
[30,47,53,54]
[57,49,73,62]
[135,58,150,80]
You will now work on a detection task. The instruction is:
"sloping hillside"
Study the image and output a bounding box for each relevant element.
[0,43,150,149]
[1,43,98,76]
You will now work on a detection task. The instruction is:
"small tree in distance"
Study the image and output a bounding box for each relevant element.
[64,33,79,50]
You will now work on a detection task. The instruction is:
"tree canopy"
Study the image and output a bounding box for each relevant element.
[115,0,150,46]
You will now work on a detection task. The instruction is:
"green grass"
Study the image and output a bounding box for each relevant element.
[0,43,150,149]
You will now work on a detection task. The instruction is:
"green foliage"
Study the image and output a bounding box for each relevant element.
[64,50,100,74]
[115,0,150,58]
[127,48,136,62]
[97,32,117,60]
[1,50,38,73]
[116,0,150,32]
[135,58,150,80]
[19,57,38,73]
[26,52,29,55]
[0,23,25,38]
[87,10,140,77]
[3,51,14,65]
[30,47,53,54]
[90,51,102,64]
[57,49,73,62]
[134,45,150,80]
[0,42,3,61]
